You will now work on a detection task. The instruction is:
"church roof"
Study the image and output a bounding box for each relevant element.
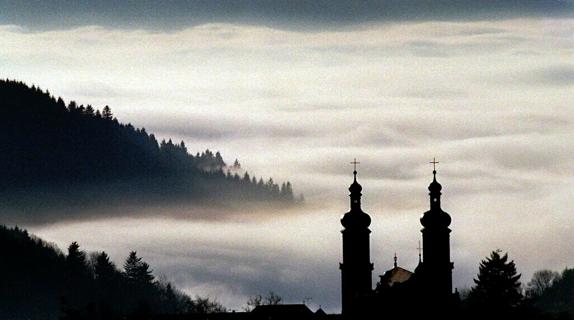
[379,266,414,288]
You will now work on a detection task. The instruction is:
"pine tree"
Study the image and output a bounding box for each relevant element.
[279,181,294,200]
[124,251,154,284]
[467,250,522,312]
[85,105,95,116]
[68,101,78,112]
[93,251,116,281]
[102,105,113,120]
[66,241,87,276]
[179,141,187,153]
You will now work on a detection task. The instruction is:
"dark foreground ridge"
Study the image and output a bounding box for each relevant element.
[0,225,227,320]
[0,80,300,223]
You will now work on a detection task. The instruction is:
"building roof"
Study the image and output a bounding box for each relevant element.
[251,304,314,316]
[379,266,414,288]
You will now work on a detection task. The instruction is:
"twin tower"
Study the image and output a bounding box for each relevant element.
[340,164,454,316]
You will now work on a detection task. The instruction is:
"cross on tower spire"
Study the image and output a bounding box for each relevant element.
[430,157,439,172]
[350,158,360,173]
[350,158,360,180]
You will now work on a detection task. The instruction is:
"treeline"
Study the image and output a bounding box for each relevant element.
[0,225,225,320]
[457,250,574,319]
[0,80,300,222]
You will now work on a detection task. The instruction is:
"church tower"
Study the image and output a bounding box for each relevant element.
[340,164,373,316]
[420,162,453,301]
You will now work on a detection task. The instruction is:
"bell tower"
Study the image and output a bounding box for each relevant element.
[420,159,453,301]
[340,160,373,316]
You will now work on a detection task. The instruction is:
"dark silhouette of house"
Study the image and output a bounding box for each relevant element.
[252,304,320,319]
[340,161,458,318]
[150,305,337,320]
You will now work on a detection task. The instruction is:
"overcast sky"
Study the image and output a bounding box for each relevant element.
[2,0,574,313]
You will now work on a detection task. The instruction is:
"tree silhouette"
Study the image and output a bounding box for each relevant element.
[527,268,574,316]
[264,291,282,305]
[233,158,241,169]
[93,251,116,281]
[190,296,227,314]
[124,251,154,284]
[0,79,299,224]
[102,105,113,120]
[245,291,283,311]
[0,224,227,319]
[245,295,263,312]
[466,250,522,313]
[66,242,88,278]
[526,270,560,299]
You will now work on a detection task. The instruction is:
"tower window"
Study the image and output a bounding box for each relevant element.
[434,198,438,202]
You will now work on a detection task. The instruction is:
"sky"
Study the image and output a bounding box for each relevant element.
[2,0,574,313]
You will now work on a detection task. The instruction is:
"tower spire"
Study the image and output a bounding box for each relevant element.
[340,159,373,317]
[428,158,442,210]
[350,158,360,181]
[394,253,398,268]
[419,158,453,300]
[348,159,363,210]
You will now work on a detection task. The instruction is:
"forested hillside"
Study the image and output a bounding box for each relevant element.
[0,80,299,222]
[0,225,225,320]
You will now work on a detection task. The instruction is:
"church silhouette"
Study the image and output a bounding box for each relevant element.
[340,159,459,318]
[148,160,459,319]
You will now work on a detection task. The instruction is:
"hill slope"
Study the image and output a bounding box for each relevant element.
[0,224,222,320]
[0,80,298,223]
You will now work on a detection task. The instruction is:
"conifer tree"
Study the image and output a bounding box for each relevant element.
[124,251,154,284]
[85,105,95,116]
[66,241,87,276]
[93,251,116,281]
[467,250,522,312]
[102,105,113,120]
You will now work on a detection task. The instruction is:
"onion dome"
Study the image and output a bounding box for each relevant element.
[341,170,371,229]
[428,170,442,193]
[420,170,451,228]
[349,170,363,193]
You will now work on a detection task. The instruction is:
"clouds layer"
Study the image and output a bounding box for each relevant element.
[3,17,574,313]
[1,0,573,31]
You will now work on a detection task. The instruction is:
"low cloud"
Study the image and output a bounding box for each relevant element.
[531,65,574,86]
[3,17,574,313]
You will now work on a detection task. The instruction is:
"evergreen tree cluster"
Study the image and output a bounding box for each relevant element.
[460,250,574,319]
[0,80,299,221]
[0,225,225,320]
[465,250,523,312]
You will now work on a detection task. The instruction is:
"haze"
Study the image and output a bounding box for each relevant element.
[1,0,573,313]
